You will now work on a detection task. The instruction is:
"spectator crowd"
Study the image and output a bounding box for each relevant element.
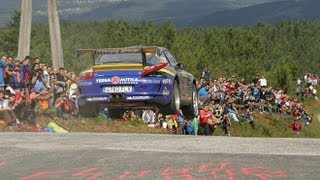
[0,55,78,126]
[149,67,317,136]
[0,54,317,136]
[193,67,315,136]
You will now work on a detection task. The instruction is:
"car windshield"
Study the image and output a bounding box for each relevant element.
[96,53,154,65]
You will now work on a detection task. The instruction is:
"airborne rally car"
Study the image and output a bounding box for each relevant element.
[77,46,198,118]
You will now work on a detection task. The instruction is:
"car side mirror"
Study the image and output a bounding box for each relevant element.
[177,63,186,70]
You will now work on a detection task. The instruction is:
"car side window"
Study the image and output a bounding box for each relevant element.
[159,53,169,64]
[164,51,177,66]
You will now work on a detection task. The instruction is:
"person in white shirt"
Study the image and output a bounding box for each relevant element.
[0,90,18,126]
[0,90,9,109]
[297,78,302,86]
[259,76,267,87]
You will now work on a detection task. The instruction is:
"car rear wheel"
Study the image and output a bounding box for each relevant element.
[163,81,181,115]
[182,84,199,119]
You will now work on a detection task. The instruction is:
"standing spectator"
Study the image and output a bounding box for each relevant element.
[56,67,67,92]
[242,107,255,129]
[0,56,7,88]
[31,69,47,93]
[252,74,260,86]
[4,57,15,89]
[220,114,231,136]
[201,67,212,84]
[199,104,215,136]
[20,56,31,90]
[291,120,301,135]
[34,57,40,64]
[297,78,302,86]
[259,76,267,87]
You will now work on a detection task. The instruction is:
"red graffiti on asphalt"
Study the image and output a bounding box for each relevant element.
[198,162,236,180]
[0,160,5,167]
[114,169,152,180]
[72,167,99,177]
[242,166,288,180]
[19,162,288,179]
[20,170,70,180]
[160,167,194,180]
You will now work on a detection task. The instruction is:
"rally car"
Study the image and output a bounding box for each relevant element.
[76,46,198,119]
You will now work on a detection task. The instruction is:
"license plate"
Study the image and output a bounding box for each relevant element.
[103,86,133,93]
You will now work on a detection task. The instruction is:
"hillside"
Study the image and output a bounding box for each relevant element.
[192,0,320,27]
[1,0,282,27]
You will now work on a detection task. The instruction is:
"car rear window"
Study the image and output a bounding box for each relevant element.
[96,53,154,65]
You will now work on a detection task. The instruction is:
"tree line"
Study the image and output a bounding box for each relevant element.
[1,11,320,92]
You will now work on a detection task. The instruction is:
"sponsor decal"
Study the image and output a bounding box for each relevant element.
[86,97,108,101]
[140,79,161,84]
[111,76,121,84]
[79,81,92,86]
[126,96,152,100]
[162,79,172,84]
[96,78,139,84]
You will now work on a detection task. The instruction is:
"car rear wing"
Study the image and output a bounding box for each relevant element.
[76,46,158,66]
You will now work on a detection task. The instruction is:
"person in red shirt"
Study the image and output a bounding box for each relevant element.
[199,104,216,136]
[291,120,301,135]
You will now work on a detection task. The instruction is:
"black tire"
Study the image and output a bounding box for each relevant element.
[79,104,99,118]
[161,81,181,115]
[182,84,199,119]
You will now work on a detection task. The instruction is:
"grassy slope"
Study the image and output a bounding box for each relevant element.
[217,100,320,138]
[0,99,319,138]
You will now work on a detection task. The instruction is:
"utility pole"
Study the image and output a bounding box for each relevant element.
[48,0,64,69]
[17,0,32,61]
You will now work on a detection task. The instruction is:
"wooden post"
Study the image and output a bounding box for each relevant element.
[17,0,32,61]
[48,0,64,69]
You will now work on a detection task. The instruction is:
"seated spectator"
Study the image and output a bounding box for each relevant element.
[183,119,195,135]
[54,93,77,119]
[0,90,17,126]
[226,102,239,122]
[198,83,211,104]
[142,109,156,124]
[30,87,54,116]
[14,89,32,123]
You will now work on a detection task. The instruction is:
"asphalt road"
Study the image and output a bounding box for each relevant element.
[0,133,319,180]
